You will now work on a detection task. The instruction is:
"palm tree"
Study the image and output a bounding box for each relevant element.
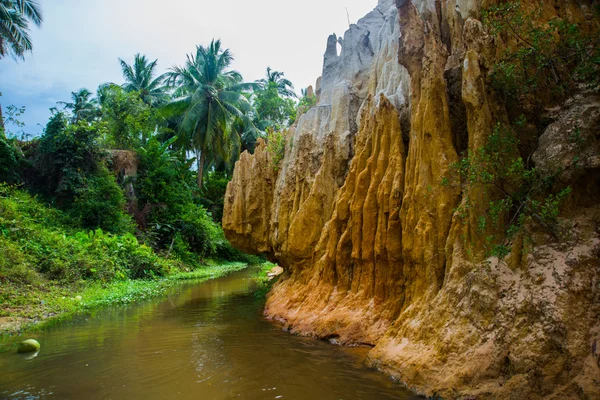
[258,67,297,98]
[58,88,99,123]
[119,54,169,106]
[163,39,258,187]
[0,0,42,59]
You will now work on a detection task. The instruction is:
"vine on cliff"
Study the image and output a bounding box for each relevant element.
[483,1,600,110]
[265,128,287,171]
[445,119,572,258]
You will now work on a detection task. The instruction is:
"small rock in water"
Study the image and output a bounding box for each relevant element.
[267,266,284,279]
[18,339,40,354]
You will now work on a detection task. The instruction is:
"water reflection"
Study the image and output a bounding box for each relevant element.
[0,268,419,399]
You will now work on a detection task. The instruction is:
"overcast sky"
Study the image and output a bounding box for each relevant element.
[0,0,378,137]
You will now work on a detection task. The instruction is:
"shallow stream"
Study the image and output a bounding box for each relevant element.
[0,267,419,399]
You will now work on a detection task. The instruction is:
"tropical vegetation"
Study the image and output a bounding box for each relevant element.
[0,0,42,59]
[0,0,322,334]
[163,39,259,187]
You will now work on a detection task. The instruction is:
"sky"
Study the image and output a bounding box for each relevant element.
[0,0,378,137]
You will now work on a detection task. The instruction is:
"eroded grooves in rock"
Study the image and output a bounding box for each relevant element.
[266,95,407,344]
[223,139,276,257]
[224,0,600,398]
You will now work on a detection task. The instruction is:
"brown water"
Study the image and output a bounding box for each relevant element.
[0,267,419,400]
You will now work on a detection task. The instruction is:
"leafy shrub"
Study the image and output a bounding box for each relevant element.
[265,128,287,171]
[253,82,297,131]
[34,114,104,201]
[0,130,21,183]
[136,136,240,262]
[446,120,572,257]
[97,85,157,150]
[0,186,173,283]
[69,166,134,234]
[199,171,230,223]
[483,1,600,108]
[297,89,317,117]
[30,114,132,234]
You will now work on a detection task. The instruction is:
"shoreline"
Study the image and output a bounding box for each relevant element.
[0,262,264,349]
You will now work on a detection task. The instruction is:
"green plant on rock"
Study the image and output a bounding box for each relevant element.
[483,1,600,107]
[265,128,286,171]
[297,87,317,118]
[448,120,572,258]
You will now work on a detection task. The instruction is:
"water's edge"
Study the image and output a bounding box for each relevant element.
[0,265,419,400]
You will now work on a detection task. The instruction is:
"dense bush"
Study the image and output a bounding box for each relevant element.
[31,113,133,234]
[483,1,600,110]
[0,185,173,284]
[253,82,297,131]
[199,171,230,223]
[69,166,133,233]
[98,85,158,150]
[136,136,241,263]
[0,130,21,183]
[445,120,571,258]
[265,128,287,171]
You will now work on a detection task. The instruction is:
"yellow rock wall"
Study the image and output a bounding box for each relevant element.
[224,1,600,398]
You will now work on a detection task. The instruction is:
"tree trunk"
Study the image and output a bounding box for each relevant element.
[197,150,206,188]
[0,104,4,133]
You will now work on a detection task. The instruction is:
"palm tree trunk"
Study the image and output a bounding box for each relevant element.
[197,150,206,188]
[0,104,4,133]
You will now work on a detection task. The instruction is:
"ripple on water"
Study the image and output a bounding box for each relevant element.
[0,267,420,400]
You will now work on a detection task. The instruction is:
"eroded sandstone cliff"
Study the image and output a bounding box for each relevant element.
[223,1,600,398]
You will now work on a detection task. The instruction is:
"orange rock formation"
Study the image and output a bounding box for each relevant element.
[223,1,600,398]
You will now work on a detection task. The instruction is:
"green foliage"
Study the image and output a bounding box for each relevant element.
[0,129,21,183]
[136,136,239,263]
[251,262,280,299]
[69,166,133,234]
[200,171,230,223]
[164,39,259,187]
[297,87,317,117]
[265,128,287,171]
[35,114,105,200]
[118,53,169,106]
[33,114,132,234]
[98,84,157,150]
[136,136,194,211]
[258,67,297,98]
[254,67,298,130]
[483,1,600,106]
[449,120,572,257]
[0,185,172,285]
[253,82,297,131]
[58,88,100,123]
[0,0,43,60]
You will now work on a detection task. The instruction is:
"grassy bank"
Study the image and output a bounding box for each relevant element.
[251,262,282,299]
[0,261,249,339]
[0,186,263,340]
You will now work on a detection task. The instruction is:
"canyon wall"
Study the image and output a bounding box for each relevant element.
[223,1,600,398]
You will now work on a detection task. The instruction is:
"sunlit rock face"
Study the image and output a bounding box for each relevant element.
[224,0,600,398]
